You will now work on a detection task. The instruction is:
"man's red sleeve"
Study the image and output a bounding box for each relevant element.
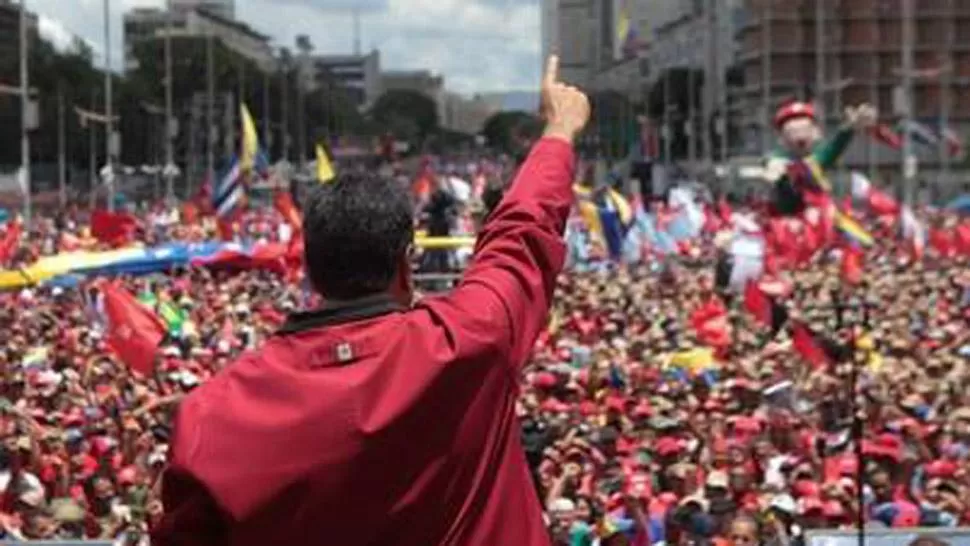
[152,466,228,546]
[151,402,228,546]
[421,137,575,368]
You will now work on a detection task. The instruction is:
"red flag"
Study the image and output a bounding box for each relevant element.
[841,246,864,285]
[182,202,199,225]
[0,222,22,264]
[791,322,829,370]
[273,190,303,233]
[691,298,731,348]
[91,210,139,247]
[717,198,732,225]
[868,124,903,150]
[955,223,970,257]
[744,282,772,327]
[867,189,900,217]
[101,282,166,375]
[194,178,214,216]
[929,228,955,258]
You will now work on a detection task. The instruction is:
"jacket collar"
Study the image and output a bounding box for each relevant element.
[277,294,405,336]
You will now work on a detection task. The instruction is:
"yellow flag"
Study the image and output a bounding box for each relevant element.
[316,144,335,184]
[239,103,259,171]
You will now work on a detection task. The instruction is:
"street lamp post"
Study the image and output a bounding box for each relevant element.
[104,0,116,211]
[20,0,31,224]
[163,0,176,202]
[900,0,915,206]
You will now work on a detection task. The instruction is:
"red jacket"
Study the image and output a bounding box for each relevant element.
[152,138,576,546]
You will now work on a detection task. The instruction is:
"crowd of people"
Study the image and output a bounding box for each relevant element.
[0,171,968,545]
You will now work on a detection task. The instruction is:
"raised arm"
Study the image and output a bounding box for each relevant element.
[421,56,590,368]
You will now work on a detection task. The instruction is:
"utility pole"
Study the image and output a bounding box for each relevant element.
[262,69,271,149]
[280,53,290,162]
[761,0,772,151]
[104,0,116,211]
[815,0,825,125]
[663,69,672,171]
[163,0,176,202]
[901,0,915,206]
[687,48,696,166]
[57,85,66,207]
[702,0,714,165]
[89,90,97,209]
[717,0,729,163]
[353,7,361,56]
[206,32,215,181]
[940,25,953,187]
[19,0,31,224]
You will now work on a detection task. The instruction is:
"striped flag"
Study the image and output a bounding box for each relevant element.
[213,157,244,219]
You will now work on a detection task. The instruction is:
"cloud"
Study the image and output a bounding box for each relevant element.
[38,15,81,52]
[27,0,540,93]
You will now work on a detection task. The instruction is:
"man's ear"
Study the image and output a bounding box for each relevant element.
[391,249,414,307]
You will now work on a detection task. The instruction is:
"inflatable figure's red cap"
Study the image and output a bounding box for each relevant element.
[774,100,816,129]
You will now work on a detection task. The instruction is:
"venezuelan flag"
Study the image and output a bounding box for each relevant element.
[835,211,874,248]
[600,188,633,260]
[574,184,604,238]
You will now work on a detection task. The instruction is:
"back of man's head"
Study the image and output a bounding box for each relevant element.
[302,172,414,300]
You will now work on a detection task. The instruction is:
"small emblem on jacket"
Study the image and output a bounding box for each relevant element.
[335,342,354,363]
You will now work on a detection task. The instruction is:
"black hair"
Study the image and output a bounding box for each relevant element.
[302,172,414,300]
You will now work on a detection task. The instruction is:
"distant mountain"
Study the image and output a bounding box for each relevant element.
[476,91,539,113]
[500,91,539,112]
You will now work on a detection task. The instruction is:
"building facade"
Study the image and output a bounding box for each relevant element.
[441,93,500,135]
[170,0,235,20]
[309,51,382,111]
[736,0,970,195]
[123,7,274,73]
[0,0,38,76]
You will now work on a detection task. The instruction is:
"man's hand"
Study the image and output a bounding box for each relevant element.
[845,103,877,130]
[541,55,590,144]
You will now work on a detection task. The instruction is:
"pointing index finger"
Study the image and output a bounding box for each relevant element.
[544,55,560,88]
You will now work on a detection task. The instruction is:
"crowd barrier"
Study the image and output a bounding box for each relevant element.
[806,527,970,546]
[0,542,113,545]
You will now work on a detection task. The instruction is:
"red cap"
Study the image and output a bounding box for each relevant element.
[532,372,558,389]
[654,436,683,457]
[774,100,816,129]
[606,395,627,412]
[925,459,959,478]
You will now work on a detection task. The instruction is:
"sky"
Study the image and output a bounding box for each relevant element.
[28,0,542,95]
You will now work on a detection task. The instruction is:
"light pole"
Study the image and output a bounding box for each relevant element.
[206,31,215,182]
[103,0,116,211]
[57,84,66,207]
[163,0,176,202]
[20,0,31,223]
[900,0,915,206]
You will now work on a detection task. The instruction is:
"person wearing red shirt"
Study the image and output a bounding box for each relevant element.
[152,56,590,546]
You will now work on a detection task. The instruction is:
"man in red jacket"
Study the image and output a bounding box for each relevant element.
[153,55,589,546]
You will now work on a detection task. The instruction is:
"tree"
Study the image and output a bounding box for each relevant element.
[482,111,541,154]
[370,90,439,143]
